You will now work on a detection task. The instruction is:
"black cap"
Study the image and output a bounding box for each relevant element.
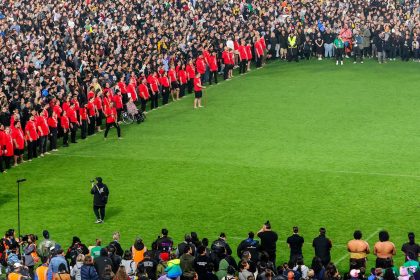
[43,230,50,239]
[96,177,102,183]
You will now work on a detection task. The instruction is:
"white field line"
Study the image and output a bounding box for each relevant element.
[334,228,381,265]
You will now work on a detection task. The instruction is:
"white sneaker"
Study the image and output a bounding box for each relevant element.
[361,61,364,64]
[354,62,357,64]
[336,61,339,65]
[341,61,343,65]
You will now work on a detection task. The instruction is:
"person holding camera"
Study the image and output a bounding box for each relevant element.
[90,177,109,224]
[257,221,278,265]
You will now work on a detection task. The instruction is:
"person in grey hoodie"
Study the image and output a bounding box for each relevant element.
[238,260,253,280]
[24,234,38,279]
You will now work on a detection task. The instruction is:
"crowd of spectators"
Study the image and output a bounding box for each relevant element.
[1,225,419,280]
[1,0,420,172]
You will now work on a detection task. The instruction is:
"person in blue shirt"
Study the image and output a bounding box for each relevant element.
[353,31,364,64]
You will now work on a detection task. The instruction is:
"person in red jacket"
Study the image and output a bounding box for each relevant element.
[222,47,234,80]
[113,90,124,123]
[68,103,79,144]
[238,39,248,75]
[186,60,195,94]
[11,121,25,166]
[138,78,150,113]
[178,64,188,98]
[61,110,70,147]
[147,72,160,110]
[87,97,97,136]
[208,51,218,85]
[0,125,5,173]
[79,104,88,140]
[168,65,179,101]
[25,114,38,161]
[2,126,14,171]
[255,36,264,68]
[95,92,104,132]
[159,72,170,106]
[104,102,121,140]
[193,73,206,109]
[196,54,207,84]
[48,111,58,152]
[126,81,138,103]
[246,41,253,71]
[36,110,50,157]
[117,77,128,105]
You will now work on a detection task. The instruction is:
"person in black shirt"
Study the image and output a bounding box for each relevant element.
[287,226,304,265]
[138,251,158,280]
[257,221,278,265]
[194,246,211,280]
[401,232,420,261]
[156,229,174,256]
[90,177,109,224]
[312,228,332,266]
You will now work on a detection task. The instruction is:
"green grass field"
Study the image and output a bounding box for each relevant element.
[1,59,419,272]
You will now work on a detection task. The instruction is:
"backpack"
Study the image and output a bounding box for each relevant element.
[31,245,40,263]
[69,245,83,265]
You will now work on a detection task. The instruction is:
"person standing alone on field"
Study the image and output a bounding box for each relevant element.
[312,228,332,267]
[257,221,278,265]
[193,73,206,109]
[91,177,109,224]
[334,36,345,65]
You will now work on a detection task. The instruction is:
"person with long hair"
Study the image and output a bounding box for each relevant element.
[81,255,99,280]
[23,234,38,279]
[114,265,130,280]
[311,257,325,280]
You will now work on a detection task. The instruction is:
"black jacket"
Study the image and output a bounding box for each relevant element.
[91,183,109,207]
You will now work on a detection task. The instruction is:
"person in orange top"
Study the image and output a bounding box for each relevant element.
[246,40,253,71]
[193,73,206,109]
[138,79,150,113]
[67,103,79,144]
[104,102,121,140]
[347,230,370,269]
[95,92,104,132]
[35,259,49,280]
[113,90,124,123]
[25,114,38,161]
[374,230,396,269]
[48,111,59,151]
[79,104,88,140]
[168,65,179,101]
[238,39,248,75]
[61,110,70,147]
[8,263,24,280]
[11,120,25,166]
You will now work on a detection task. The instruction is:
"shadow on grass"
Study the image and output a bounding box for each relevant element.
[0,193,14,208]
[106,206,123,221]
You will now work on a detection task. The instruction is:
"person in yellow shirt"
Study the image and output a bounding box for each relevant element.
[8,263,23,280]
[347,230,370,269]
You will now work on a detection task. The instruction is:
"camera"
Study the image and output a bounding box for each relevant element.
[21,234,38,242]
[90,179,95,183]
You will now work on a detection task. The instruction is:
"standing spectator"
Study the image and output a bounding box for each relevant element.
[376,33,386,64]
[238,261,253,280]
[110,232,124,257]
[37,230,56,260]
[287,226,304,265]
[401,233,419,262]
[94,248,113,279]
[66,237,90,267]
[71,254,85,280]
[49,249,69,278]
[324,29,335,59]
[131,238,146,265]
[90,177,109,224]
[347,230,370,269]
[11,121,25,166]
[81,256,99,280]
[374,230,396,269]
[61,111,70,147]
[334,37,345,65]
[237,232,260,263]
[104,102,122,140]
[257,221,278,265]
[312,228,332,267]
[315,33,324,60]
[2,127,14,171]
[23,234,38,279]
[25,114,38,161]
[353,31,364,64]
[195,246,211,280]
[36,110,49,157]
[193,73,206,109]
[179,245,195,274]
[137,251,158,280]
[120,250,136,280]
[287,32,299,62]
[47,112,58,152]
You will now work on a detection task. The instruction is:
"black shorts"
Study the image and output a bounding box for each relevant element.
[14,149,24,156]
[194,91,202,98]
[171,82,178,89]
